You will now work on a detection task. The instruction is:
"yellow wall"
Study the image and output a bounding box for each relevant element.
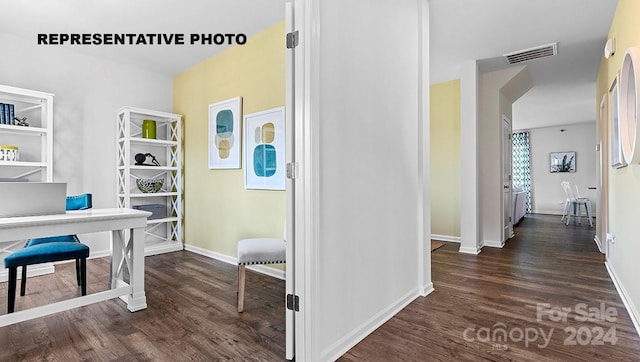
[595,0,640,326]
[173,22,285,260]
[430,80,461,238]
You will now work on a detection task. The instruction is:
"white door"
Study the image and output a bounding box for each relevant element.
[285,3,295,359]
[597,95,608,255]
[285,1,306,359]
[502,116,513,242]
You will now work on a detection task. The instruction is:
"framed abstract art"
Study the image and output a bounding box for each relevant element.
[209,97,242,169]
[243,107,285,190]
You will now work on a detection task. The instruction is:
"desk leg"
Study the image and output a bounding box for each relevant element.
[110,230,124,289]
[126,226,147,312]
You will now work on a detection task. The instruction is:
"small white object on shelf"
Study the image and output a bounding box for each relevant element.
[0,145,19,162]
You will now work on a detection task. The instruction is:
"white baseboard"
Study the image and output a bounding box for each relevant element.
[594,236,604,254]
[322,287,420,361]
[184,244,285,280]
[483,240,505,248]
[459,245,482,255]
[0,264,54,283]
[431,234,461,243]
[531,210,564,216]
[420,282,434,297]
[145,243,183,257]
[89,250,111,259]
[605,261,640,337]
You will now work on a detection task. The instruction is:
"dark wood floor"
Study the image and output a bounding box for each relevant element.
[341,214,640,361]
[0,251,286,361]
[1,214,639,361]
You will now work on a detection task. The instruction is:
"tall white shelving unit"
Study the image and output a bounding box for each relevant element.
[0,84,55,282]
[116,107,183,256]
[0,85,53,182]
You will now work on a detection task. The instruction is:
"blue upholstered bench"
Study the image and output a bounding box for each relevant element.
[4,241,89,313]
[2,193,93,313]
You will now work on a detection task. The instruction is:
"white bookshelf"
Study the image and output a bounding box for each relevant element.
[0,85,55,282]
[116,106,183,256]
[0,85,53,182]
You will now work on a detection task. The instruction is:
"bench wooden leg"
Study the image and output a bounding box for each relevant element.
[20,265,27,296]
[81,258,87,296]
[237,265,246,313]
[8,267,17,313]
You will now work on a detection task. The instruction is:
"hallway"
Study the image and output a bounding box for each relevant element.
[341,214,640,361]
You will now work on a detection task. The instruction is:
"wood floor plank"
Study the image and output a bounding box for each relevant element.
[0,251,286,361]
[341,214,640,361]
[1,214,639,361]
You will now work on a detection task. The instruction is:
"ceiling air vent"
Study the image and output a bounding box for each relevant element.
[503,42,558,65]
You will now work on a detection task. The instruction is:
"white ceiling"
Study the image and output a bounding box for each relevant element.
[0,0,618,130]
[430,0,618,130]
[0,0,286,76]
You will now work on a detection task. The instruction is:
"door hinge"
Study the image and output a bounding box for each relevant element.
[287,294,300,311]
[286,31,299,49]
[509,216,512,222]
[286,162,298,179]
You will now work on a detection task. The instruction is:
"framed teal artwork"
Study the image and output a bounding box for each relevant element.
[209,96,242,169]
[244,107,285,190]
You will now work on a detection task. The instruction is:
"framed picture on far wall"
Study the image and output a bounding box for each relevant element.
[550,151,576,173]
[244,107,286,190]
[209,97,242,169]
[610,74,627,169]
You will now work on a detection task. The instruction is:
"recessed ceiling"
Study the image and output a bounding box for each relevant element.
[0,0,619,130]
[430,0,618,130]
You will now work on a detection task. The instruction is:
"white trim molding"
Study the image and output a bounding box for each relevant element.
[459,245,482,255]
[89,250,111,259]
[605,261,640,337]
[431,234,461,243]
[483,240,505,248]
[321,288,420,362]
[594,235,604,254]
[531,210,564,216]
[184,244,285,280]
[420,282,435,297]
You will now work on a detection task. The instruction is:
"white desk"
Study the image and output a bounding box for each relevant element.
[0,208,151,327]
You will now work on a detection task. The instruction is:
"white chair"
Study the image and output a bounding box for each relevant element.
[560,181,572,222]
[236,237,286,312]
[560,181,593,227]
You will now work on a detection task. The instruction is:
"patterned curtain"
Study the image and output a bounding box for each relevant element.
[512,131,532,213]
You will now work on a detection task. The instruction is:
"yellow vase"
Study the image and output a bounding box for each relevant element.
[142,119,156,139]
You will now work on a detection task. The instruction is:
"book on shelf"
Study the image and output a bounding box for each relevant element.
[8,104,14,125]
[0,103,16,125]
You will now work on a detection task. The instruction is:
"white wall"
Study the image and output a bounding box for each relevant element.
[527,122,597,215]
[478,66,531,247]
[460,62,480,253]
[305,0,429,360]
[0,32,172,255]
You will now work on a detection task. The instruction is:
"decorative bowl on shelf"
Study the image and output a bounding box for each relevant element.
[136,178,164,193]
